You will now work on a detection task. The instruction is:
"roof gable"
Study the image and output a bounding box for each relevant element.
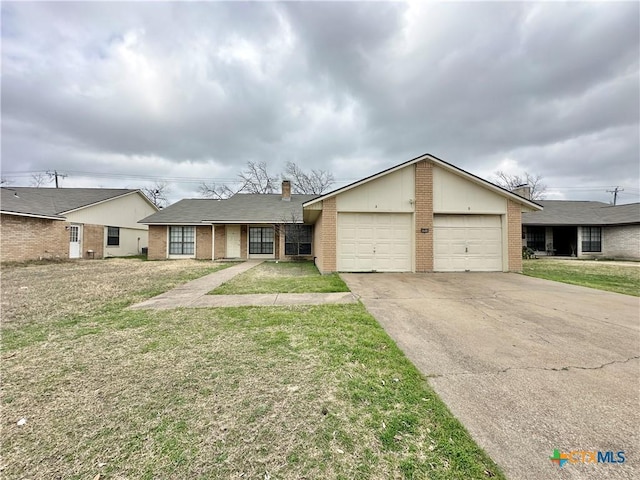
[302,153,542,210]
[1,187,153,219]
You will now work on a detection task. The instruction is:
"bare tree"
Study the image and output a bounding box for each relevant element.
[198,182,237,199]
[142,181,171,208]
[494,171,547,200]
[238,161,278,194]
[31,172,51,188]
[283,161,335,194]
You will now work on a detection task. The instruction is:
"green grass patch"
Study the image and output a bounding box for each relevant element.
[523,259,640,296]
[1,261,504,479]
[210,261,350,294]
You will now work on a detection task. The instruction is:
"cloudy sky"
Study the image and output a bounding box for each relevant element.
[2,1,639,204]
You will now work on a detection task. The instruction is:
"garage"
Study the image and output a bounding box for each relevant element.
[337,212,412,272]
[434,215,503,271]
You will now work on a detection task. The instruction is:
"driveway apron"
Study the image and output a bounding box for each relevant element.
[342,272,640,480]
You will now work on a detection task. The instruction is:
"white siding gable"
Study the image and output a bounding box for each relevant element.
[433,166,506,214]
[64,192,155,230]
[336,166,415,212]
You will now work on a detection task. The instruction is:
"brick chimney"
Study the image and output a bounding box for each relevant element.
[282,180,291,201]
[512,184,531,200]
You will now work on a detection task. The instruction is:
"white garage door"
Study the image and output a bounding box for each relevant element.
[338,213,412,272]
[434,215,503,272]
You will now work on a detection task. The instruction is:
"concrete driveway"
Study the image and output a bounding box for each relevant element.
[341,272,639,480]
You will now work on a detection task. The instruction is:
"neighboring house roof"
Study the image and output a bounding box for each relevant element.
[1,187,155,220]
[139,194,317,225]
[303,153,543,211]
[522,201,640,226]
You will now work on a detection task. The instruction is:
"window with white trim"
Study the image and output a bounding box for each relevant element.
[169,226,195,255]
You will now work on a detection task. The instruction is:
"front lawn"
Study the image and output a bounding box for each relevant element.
[523,259,640,296]
[1,260,504,479]
[211,260,350,295]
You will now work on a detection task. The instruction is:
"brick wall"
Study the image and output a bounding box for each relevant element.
[507,200,523,272]
[313,212,324,272]
[276,227,283,260]
[415,161,434,272]
[240,226,248,258]
[321,197,337,272]
[603,225,640,259]
[214,226,226,259]
[148,225,167,260]
[1,214,68,262]
[83,224,104,259]
[195,225,212,260]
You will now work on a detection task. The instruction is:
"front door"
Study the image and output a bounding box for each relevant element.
[69,225,81,258]
[226,225,241,258]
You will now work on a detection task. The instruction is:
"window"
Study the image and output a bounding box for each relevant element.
[69,225,79,243]
[526,227,546,251]
[249,227,274,254]
[169,226,195,255]
[285,225,312,256]
[107,226,120,246]
[582,227,601,253]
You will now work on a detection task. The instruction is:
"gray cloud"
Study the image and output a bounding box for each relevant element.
[2,1,638,204]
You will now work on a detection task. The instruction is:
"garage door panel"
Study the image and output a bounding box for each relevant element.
[434,215,503,272]
[338,213,412,272]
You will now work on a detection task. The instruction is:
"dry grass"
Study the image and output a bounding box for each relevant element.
[1,260,503,479]
[2,258,225,327]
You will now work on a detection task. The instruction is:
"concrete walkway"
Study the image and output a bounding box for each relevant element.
[129,260,357,309]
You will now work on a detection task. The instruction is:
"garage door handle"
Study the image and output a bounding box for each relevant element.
[465,247,468,253]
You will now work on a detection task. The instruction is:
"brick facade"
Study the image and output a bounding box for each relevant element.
[148,225,167,260]
[507,200,523,272]
[195,225,212,260]
[83,224,104,259]
[320,197,337,272]
[240,226,248,258]
[415,161,434,272]
[1,214,68,262]
[602,225,639,259]
[213,225,225,259]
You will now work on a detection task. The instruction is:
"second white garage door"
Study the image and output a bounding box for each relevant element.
[337,213,412,272]
[434,215,503,272]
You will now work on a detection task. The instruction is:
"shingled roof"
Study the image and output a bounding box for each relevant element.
[139,193,317,225]
[522,200,640,226]
[1,187,148,220]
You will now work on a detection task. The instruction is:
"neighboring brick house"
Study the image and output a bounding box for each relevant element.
[522,201,640,260]
[1,188,158,262]
[140,153,541,273]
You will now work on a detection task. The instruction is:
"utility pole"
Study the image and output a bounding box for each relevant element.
[606,186,624,205]
[46,170,67,188]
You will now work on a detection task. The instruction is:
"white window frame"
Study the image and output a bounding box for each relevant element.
[168,225,196,259]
